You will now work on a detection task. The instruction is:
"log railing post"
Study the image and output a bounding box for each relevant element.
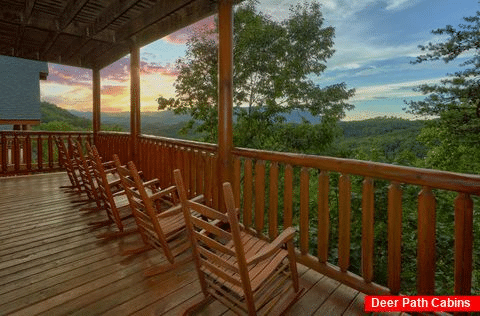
[388,182,402,294]
[361,177,374,283]
[92,67,101,146]
[130,41,141,163]
[217,0,234,211]
[454,193,473,296]
[417,186,436,295]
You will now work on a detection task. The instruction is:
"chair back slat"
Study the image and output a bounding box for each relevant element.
[54,136,81,191]
[89,145,124,230]
[175,168,302,315]
[113,155,174,261]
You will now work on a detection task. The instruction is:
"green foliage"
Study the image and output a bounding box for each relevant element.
[325,117,427,164]
[39,102,91,129]
[406,9,480,173]
[158,0,354,148]
[34,120,79,131]
[34,102,123,132]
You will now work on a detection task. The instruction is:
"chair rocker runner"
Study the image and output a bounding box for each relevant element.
[54,136,83,194]
[113,155,201,276]
[70,140,103,211]
[87,145,136,238]
[174,169,303,316]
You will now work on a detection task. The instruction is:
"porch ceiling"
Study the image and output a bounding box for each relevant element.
[0,0,236,69]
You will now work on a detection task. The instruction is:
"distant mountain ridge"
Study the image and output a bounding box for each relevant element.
[68,108,322,128]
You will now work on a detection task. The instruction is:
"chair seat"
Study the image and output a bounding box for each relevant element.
[158,212,186,238]
[201,230,292,310]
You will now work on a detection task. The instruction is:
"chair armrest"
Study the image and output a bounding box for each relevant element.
[108,178,122,187]
[149,185,177,202]
[246,227,296,266]
[112,189,125,197]
[102,160,115,168]
[157,194,205,219]
[104,167,117,174]
[143,178,161,190]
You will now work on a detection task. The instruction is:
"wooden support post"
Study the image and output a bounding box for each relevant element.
[217,0,234,210]
[130,42,141,163]
[92,68,101,146]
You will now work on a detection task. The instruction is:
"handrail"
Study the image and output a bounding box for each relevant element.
[232,147,480,195]
[141,134,217,152]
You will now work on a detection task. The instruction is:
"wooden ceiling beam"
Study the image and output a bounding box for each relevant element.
[92,0,144,35]
[93,0,218,68]
[115,0,195,42]
[59,0,91,30]
[23,0,36,23]
[13,0,37,57]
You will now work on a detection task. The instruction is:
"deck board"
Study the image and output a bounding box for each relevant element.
[0,172,367,316]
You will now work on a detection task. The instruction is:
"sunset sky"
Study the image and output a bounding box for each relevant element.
[39,0,478,121]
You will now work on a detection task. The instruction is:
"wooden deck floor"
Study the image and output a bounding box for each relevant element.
[0,172,369,316]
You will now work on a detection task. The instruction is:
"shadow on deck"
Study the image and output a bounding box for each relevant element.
[0,172,370,316]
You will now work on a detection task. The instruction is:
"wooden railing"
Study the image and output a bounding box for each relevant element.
[231,147,479,297]
[95,133,479,298]
[4,131,479,299]
[0,131,92,175]
[95,133,220,208]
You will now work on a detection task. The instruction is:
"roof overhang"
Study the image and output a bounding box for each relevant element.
[0,0,239,69]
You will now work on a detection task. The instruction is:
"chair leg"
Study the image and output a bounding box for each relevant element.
[143,255,192,277]
[96,228,138,240]
[88,219,114,229]
[182,295,214,316]
[121,244,152,256]
[81,206,102,213]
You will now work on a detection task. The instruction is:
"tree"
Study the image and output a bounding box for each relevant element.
[406,9,480,172]
[158,0,354,149]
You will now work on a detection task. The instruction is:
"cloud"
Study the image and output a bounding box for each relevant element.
[343,110,415,121]
[140,61,178,77]
[163,16,215,45]
[102,85,127,96]
[351,77,447,102]
[47,64,91,87]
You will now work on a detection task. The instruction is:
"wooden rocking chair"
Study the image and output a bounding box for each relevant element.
[86,145,137,238]
[174,169,303,316]
[113,155,201,276]
[54,136,83,193]
[70,140,102,210]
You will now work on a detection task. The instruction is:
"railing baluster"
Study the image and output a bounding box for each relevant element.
[204,154,213,207]
[388,182,402,294]
[268,162,279,239]
[211,155,219,210]
[362,177,374,283]
[300,167,310,255]
[13,134,19,172]
[196,151,204,195]
[317,170,329,263]
[48,134,54,169]
[243,159,253,227]
[37,135,43,170]
[417,186,436,295]
[25,134,31,171]
[233,157,241,209]
[338,173,351,272]
[254,160,265,234]
[454,193,473,296]
[283,164,293,228]
[187,148,197,197]
[0,134,5,173]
